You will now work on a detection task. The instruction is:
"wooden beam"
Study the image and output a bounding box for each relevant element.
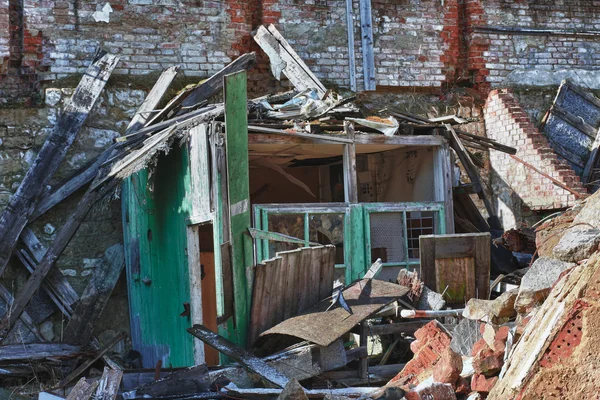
[583,128,600,185]
[19,228,79,310]
[187,324,290,388]
[343,122,358,203]
[66,378,99,400]
[64,244,125,345]
[176,53,256,116]
[0,284,45,341]
[95,367,123,400]
[59,331,126,388]
[0,343,84,362]
[345,0,357,92]
[359,0,375,90]
[0,49,119,276]
[353,134,444,146]
[121,364,210,399]
[249,125,353,144]
[30,66,180,222]
[0,181,117,338]
[253,25,326,97]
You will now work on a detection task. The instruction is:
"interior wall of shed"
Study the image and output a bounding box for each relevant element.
[358,147,435,203]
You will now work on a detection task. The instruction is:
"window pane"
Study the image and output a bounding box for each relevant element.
[267,213,305,255]
[406,211,436,260]
[309,213,345,265]
[369,212,406,263]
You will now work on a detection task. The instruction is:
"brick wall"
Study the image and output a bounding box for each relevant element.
[484,89,586,225]
[1,0,600,102]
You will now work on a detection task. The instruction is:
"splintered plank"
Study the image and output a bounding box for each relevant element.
[59,331,126,388]
[0,343,85,362]
[253,25,326,97]
[187,324,289,388]
[30,66,180,222]
[0,181,117,338]
[19,228,79,310]
[66,378,99,400]
[0,49,119,276]
[64,244,125,345]
[95,367,123,400]
[122,364,210,399]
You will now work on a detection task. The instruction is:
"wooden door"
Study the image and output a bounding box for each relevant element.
[419,233,490,305]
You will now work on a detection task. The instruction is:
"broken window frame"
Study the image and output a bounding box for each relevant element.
[253,201,446,282]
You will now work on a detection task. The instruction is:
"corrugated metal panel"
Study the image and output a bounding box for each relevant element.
[122,144,195,368]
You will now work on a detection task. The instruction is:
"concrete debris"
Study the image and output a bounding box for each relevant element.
[277,379,308,400]
[514,257,575,313]
[463,289,518,323]
[553,227,600,262]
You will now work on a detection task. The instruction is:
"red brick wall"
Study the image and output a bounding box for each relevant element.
[484,89,586,212]
[1,0,600,102]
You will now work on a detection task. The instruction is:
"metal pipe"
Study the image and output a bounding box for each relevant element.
[400,309,464,319]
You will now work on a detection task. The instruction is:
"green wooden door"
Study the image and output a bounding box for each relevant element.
[122,144,195,368]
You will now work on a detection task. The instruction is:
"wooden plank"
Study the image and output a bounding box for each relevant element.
[249,261,268,346]
[353,134,444,146]
[129,65,180,129]
[249,125,353,144]
[0,284,45,341]
[187,324,290,388]
[20,227,79,308]
[474,233,491,301]
[122,364,210,399]
[224,71,253,346]
[435,257,476,304]
[583,128,600,185]
[64,244,125,345]
[419,236,436,293]
[345,0,357,92]
[552,104,598,139]
[186,225,205,365]
[358,323,369,379]
[177,53,256,116]
[0,343,84,362]
[189,124,212,222]
[0,49,119,276]
[283,249,300,320]
[66,378,99,400]
[0,181,117,337]
[434,142,454,233]
[344,122,358,203]
[59,331,126,388]
[253,25,326,97]
[95,367,123,400]
[359,0,376,90]
[218,242,234,325]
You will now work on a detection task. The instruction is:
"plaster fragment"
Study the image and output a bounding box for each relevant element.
[92,3,113,23]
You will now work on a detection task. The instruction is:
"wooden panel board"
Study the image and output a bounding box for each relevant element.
[224,71,253,347]
[200,252,219,366]
[420,233,490,306]
[248,246,336,346]
[434,257,476,304]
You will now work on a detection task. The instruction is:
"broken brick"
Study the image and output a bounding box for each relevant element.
[404,382,457,400]
[473,347,504,376]
[471,373,498,393]
[433,348,463,385]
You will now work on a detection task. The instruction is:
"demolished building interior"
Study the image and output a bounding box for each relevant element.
[1,2,600,399]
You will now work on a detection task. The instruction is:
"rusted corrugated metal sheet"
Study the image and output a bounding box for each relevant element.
[249,245,336,346]
[258,279,408,347]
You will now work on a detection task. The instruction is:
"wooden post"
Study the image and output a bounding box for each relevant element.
[358,322,369,379]
[344,121,358,203]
